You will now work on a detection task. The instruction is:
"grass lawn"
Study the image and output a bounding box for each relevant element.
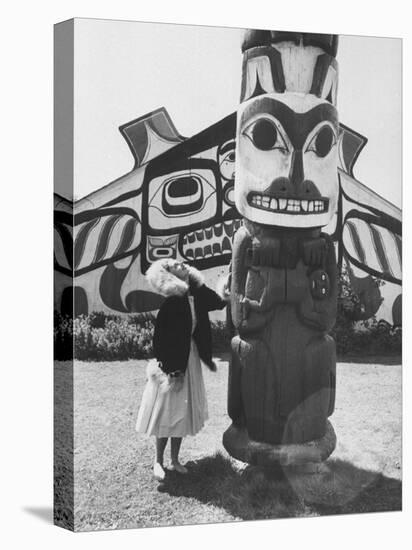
[59,355,401,531]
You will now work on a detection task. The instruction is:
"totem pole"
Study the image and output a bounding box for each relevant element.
[223,30,339,466]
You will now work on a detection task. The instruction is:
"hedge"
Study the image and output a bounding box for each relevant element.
[54,309,401,362]
[54,311,154,361]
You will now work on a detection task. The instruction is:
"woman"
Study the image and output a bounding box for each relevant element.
[136,259,228,481]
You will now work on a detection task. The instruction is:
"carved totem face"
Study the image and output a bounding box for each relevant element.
[235,33,340,229]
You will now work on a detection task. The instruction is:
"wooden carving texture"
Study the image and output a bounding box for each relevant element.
[229,220,337,444]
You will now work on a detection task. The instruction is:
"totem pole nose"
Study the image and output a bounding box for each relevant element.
[264,177,291,196]
[264,175,320,198]
[288,151,320,197]
[289,150,304,189]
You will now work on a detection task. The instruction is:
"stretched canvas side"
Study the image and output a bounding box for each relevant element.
[54,19,75,531]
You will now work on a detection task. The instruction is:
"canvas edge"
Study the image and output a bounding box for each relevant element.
[53,18,75,532]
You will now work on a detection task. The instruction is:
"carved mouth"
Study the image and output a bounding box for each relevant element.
[182,219,242,260]
[248,193,329,214]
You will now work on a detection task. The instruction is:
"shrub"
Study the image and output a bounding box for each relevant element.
[54,311,154,361]
[54,311,74,360]
[54,294,401,362]
[73,314,154,361]
[331,266,401,357]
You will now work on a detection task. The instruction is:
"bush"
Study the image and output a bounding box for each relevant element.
[54,311,74,360]
[331,265,401,357]
[333,318,402,357]
[54,310,233,362]
[54,311,154,361]
[74,314,154,361]
[54,294,401,362]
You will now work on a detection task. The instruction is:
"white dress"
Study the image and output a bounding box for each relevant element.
[135,296,209,437]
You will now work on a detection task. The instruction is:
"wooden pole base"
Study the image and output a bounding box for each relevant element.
[223,420,336,467]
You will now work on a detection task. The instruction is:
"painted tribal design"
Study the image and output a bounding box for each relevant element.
[240,31,339,105]
[54,107,401,322]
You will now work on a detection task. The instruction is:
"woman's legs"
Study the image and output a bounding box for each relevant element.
[153,437,188,477]
[170,437,188,473]
[153,437,168,480]
[170,437,182,463]
[155,437,168,465]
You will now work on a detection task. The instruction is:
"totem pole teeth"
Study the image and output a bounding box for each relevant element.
[223,221,234,237]
[248,194,327,214]
[182,219,242,260]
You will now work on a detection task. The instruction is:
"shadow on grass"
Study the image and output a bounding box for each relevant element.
[158,453,401,520]
[215,352,401,366]
[337,355,401,365]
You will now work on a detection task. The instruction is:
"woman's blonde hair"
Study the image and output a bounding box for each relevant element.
[145,259,204,297]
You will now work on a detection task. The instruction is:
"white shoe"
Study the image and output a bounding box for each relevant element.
[153,462,166,481]
[170,462,188,474]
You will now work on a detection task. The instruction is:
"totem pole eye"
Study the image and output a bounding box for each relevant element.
[243,118,289,152]
[306,125,336,157]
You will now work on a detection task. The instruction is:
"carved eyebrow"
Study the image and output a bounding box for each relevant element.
[240,97,338,150]
[220,141,236,156]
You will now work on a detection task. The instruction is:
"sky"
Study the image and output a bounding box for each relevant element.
[67,19,402,208]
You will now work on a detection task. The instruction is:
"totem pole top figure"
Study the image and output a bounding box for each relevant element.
[235,30,339,230]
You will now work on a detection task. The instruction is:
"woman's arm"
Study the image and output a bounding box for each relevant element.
[194,284,227,312]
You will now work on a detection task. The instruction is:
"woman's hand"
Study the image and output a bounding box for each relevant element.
[216,274,231,302]
[168,371,185,392]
